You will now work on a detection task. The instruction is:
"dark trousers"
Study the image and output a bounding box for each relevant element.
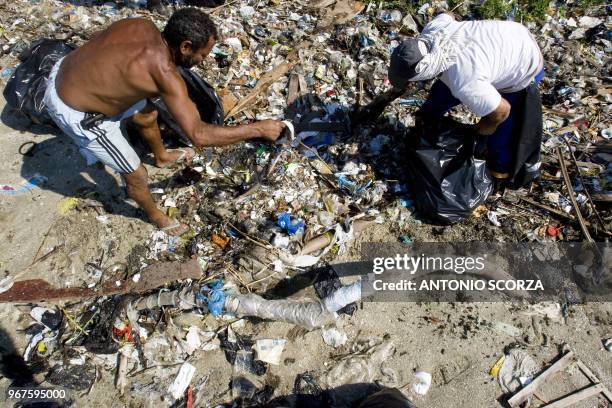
[419,69,544,174]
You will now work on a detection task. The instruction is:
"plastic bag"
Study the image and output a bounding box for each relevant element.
[406,117,492,223]
[3,38,76,125]
[150,66,224,145]
[357,388,417,408]
[224,293,335,330]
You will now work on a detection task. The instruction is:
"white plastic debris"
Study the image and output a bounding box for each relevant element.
[325,341,396,388]
[239,5,255,20]
[163,197,177,208]
[578,16,602,29]
[254,338,287,365]
[487,211,501,227]
[522,303,564,324]
[0,276,14,294]
[96,215,109,224]
[184,327,202,355]
[272,234,290,248]
[417,3,430,15]
[412,371,432,395]
[492,321,522,337]
[324,280,362,313]
[167,362,196,400]
[225,37,242,53]
[322,328,348,348]
[30,307,55,323]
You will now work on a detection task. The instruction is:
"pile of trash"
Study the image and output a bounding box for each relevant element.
[0,0,610,406]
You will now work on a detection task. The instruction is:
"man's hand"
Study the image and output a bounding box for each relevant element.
[255,119,286,142]
[475,121,499,136]
[475,97,510,136]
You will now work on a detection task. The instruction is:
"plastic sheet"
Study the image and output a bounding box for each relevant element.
[224,293,335,330]
[3,38,76,125]
[324,341,396,388]
[406,117,493,223]
[323,280,362,313]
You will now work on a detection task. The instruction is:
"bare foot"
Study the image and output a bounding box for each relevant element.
[155,148,195,168]
[151,213,189,236]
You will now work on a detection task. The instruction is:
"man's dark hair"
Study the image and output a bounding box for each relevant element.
[163,8,218,50]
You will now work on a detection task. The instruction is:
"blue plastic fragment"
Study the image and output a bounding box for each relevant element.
[302,133,334,148]
[197,280,226,317]
[277,212,305,236]
[336,174,357,191]
[1,67,15,78]
[336,175,372,195]
[398,98,424,107]
[399,235,413,245]
[399,198,414,208]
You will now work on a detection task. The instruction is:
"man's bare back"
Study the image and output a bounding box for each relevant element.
[56,19,170,117]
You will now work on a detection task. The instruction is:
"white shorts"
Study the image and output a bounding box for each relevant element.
[43,58,145,174]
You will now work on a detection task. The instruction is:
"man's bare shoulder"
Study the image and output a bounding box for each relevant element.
[107,17,159,33]
[110,19,173,76]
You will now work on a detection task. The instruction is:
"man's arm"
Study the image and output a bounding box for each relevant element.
[475,97,510,135]
[153,62,284,148]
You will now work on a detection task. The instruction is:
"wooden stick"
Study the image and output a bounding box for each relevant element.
[563,138,608,233]
[116,352,128,396]
[357,77,364,107]
[556,148,594,242]
[543,384,605,408]
[30,220,57,266]
[507,195,576,221]
[226,62,295,119]
[575,360,612,402]
[508,351,576,408]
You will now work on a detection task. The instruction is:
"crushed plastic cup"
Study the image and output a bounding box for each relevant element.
[412,371,432,395]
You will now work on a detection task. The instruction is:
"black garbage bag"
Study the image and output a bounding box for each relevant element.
[150,66,224,146]
[357,387,417,408]
[3,39,76,125]
[407,117,492,223]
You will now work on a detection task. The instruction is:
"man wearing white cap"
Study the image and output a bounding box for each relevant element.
[388,13,544,183]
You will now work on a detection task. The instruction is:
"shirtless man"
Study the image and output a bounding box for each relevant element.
[43,8,285,235]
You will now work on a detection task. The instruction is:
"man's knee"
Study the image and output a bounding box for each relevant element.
[123,164,148,186]
[131,109,158,129]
